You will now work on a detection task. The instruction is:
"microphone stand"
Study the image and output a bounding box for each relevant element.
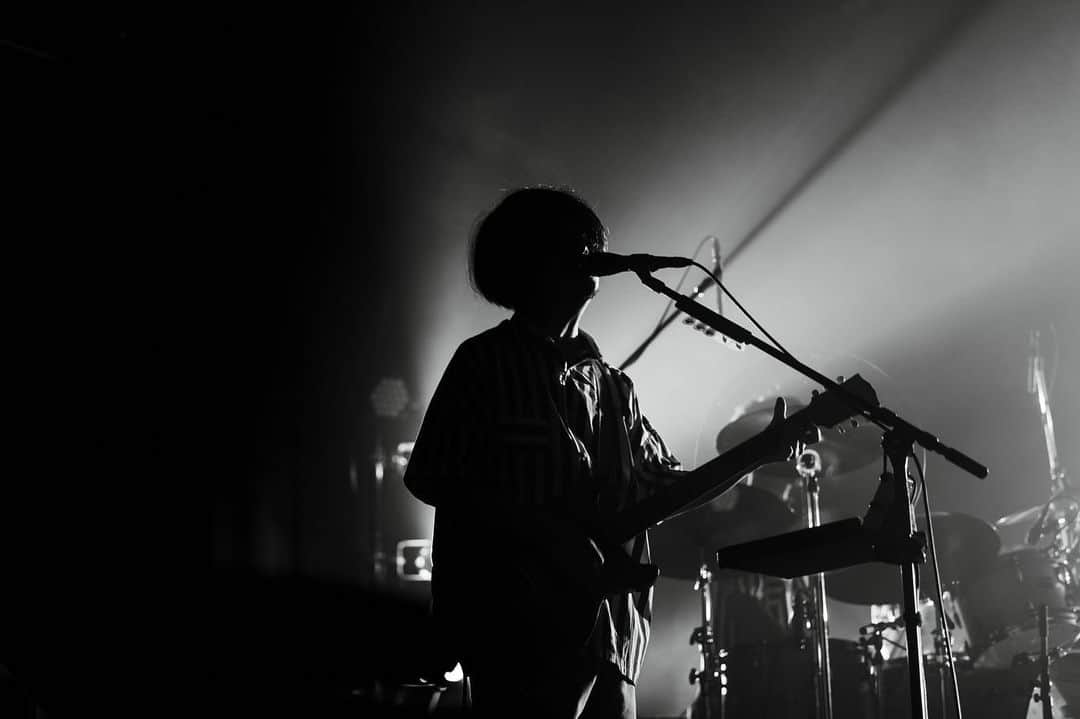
[619,274,719,371]
[634,271,988,719]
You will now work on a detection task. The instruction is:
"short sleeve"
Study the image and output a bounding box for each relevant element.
[618,372,683,494]
[403,344,486,507]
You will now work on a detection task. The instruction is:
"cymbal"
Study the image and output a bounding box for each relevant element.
[715,397,882,479]
[825,512,1001,605]
[995,494,1080,528]
[649,484,799,580]
[994,495,1080,549]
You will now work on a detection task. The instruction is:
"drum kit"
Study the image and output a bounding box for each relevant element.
[650,394,1080,719]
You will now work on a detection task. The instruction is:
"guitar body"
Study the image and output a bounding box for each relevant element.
[433,507,658,651]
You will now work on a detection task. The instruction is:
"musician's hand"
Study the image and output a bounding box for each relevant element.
[763,397,820,464]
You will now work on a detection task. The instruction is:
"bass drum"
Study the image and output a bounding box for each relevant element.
[708,639,874,719]
[876,657,1041,719]
[874,595,970,661]
[951,548,1080,668]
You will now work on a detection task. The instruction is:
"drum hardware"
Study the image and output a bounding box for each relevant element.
[953,547,1080,670]
[710,430,974,719]
[794,448,835,719]
[1034,604,1055,719]
[688,564,724,719]
[710,639,874,719]
[862,600,969,664]
[862,599,970,719]
[857,620,900,709]
[707,394,895,719]
[1024,328,1077,641]
[857,616,972,719]
[825,513,999,606]
[874,656,1045,719]
[995,498,1080,556]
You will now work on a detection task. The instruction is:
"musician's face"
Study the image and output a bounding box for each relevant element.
[527,246,599,311]
[559,257,600,311]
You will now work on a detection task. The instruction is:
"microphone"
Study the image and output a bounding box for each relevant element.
[580,252,693,277]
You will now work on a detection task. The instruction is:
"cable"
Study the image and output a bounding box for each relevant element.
[913,449,963,719]
[691,260,793,358]
[650,236,714,334]
[909,457,922,507]
[684,259,896,435]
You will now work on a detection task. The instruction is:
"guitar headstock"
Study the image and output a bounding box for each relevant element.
[803,374,880,430]
[681,317,746,351]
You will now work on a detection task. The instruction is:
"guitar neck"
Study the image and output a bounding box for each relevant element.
[605,431,774,545]
[601,376,878,545]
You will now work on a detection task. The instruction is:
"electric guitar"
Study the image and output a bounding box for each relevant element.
[446,375,880,646]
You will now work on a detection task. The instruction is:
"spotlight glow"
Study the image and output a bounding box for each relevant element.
[444,663,464,683]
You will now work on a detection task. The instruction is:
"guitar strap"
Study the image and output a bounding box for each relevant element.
[595,364,635,518]
[596,363,650,617]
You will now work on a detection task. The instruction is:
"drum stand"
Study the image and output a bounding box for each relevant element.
[796,451,833,719]
[689,564,723,719]
[1035,604,1054,719]
[1027,330,1070,719]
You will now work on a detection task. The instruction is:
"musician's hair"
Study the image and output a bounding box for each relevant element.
[468,186,608,310]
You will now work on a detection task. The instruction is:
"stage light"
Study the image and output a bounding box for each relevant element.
[396,539,433,581]
[371,377,410,418]
[444,663,464,683]
[392,441,415,470]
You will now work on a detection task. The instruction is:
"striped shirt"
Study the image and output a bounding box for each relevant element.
[404,314,682,683]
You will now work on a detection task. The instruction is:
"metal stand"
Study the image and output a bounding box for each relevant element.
[371,431,388,586]
[1038,603,1053,719]
[933,634,949,719]
[689,564,723,719]
[1028,329,1075,594]
[797,452,833,719]
[878,429,930,719]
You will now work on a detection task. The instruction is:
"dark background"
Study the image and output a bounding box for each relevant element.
[5,2,1079,716]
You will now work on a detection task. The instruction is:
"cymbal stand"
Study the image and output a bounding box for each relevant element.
[689,564,723,719]
[1027,330,1074,564]
[1036,603,1053,719]
[858,619,902,719]
[796,450,833,719]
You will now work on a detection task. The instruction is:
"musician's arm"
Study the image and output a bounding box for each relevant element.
[631,398,800,528]
[660,458,758,520]
[404,345,486,507]
[665,398,799,519]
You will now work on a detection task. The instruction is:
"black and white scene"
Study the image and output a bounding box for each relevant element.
[9,1,1080,717]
